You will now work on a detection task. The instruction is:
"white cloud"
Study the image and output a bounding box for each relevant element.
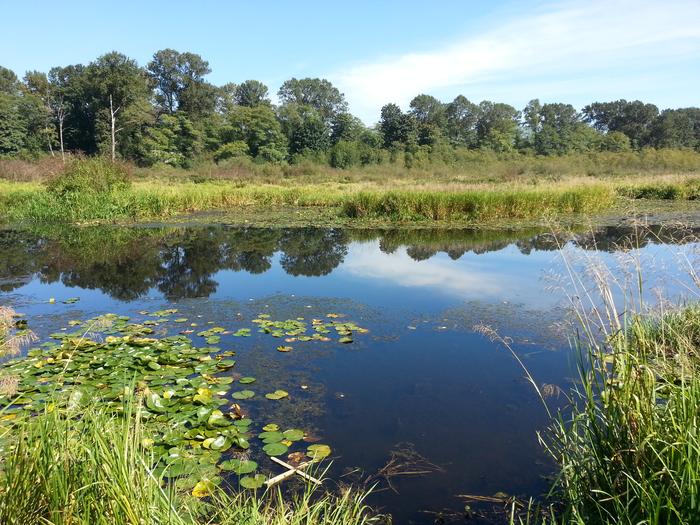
[341,241,548,303]
[329,0,700,123]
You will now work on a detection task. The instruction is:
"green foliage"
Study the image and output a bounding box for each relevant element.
[214,141,250,162]
[543,303,700,524]
[46,158,130,196]
[0,404,378,525]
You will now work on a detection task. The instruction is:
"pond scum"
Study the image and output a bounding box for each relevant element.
[0,309,379,525]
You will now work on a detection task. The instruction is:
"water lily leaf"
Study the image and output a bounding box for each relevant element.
[192,479,216,498]
[263,442,288,456]
[232,390,255,400]
[277,345,293,352]
[265,390,288,400]
[307,444,331,460]
[207,410,231,427]
[193,388,213,405]
[216,359,235,370]
[238,377,256,384]
[235,436,250,449]
[203,435,231,452]
[240,474,266,489]
[145,392,168,413]
[262,423,279,432]
[283,429,304,441]
[258,431,283,443]
[220,459,257,475]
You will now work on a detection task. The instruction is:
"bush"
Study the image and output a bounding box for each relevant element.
[213,141,250,163]
[45,158,131,196]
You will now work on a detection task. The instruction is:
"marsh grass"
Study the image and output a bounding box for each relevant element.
[0,402,379,525]
[509,228,700,524]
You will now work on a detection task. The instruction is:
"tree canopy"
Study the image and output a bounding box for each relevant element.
[1,50,698,167]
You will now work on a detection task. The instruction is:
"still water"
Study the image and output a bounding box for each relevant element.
[1,224,698,523]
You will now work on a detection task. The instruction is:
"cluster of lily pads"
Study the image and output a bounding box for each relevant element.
[0,309,348,496]
[253,313,368,347]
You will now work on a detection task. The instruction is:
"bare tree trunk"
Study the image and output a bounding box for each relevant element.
[109,95,117,163]
[58,110,65,163]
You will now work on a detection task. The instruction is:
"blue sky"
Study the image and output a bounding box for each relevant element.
[2,0,699,123]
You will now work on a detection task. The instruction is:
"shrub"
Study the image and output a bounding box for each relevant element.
[45,158,131,196]
[214,141,250,163]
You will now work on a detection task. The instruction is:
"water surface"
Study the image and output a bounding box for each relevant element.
[2,224,698,523]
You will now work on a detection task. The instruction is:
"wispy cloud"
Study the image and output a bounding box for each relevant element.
[329,0,700,123]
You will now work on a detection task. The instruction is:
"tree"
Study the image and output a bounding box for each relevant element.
[87,52,151,161]
[47,65,92,154]
[476,101,519,151]
[650,108,700,150]
[379,103,416,148]
[278,78,347,123]
[221,105,287,160]
[445,95,479,147]
[234,80,270,107]
[0,66,20,95]
[330,112,364,144]
[583,100,659,148]
[146,49,213,115]
[525,102,589,155]
[23,71,58,157]
[278,103,329,156]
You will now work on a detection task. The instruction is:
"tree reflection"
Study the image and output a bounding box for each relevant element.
[0,224,696,301]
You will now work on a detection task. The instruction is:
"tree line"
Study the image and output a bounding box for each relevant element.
[1,49,699,168]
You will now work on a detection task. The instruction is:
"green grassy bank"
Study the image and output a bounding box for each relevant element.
[0,156,698,224]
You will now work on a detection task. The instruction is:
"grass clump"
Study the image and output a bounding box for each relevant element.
[46,158,131,197]
[511,238,700,524]
[340,186,615,221]
[0,403,378,525]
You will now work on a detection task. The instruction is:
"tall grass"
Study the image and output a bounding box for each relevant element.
[510,231,700,524]
[0,403,379,525]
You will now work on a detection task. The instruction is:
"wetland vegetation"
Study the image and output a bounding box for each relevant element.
[1,46,700,525]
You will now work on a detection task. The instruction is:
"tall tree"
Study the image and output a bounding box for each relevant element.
[583,100,659,148]
[234,80,270,107]
[379,103,416,148]
[444,95,479,147]
[87,52,151,161]
[476,101,519,151]
[146,49,213,115]
[278,78,347,123]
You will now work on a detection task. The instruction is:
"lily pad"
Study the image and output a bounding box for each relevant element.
[307,444,331,460]
[232,390,255,400]
[240,474,266,489]
[265,390,289,400]
[258,431,284,443]
[192,479,217,498]
[263,442,288,456]
[262,423,279,432]
[220,458,257,475]
[283,429,304,441]
[238,377,256,384]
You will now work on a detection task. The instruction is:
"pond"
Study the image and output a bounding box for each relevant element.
[1,223,698,524]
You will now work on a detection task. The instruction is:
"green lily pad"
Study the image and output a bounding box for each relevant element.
[265,390,289,400]
[238,377,256,384]
[307,444,331,460]
[283,429,304,441]
[192,479,216,498]
[263,442,288,456]
[232,390,255,400]
[240,474,266,489]
[262,423,279,431]
[258,431,284,443]
[216,359,235,370]
[220,458,257,475]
